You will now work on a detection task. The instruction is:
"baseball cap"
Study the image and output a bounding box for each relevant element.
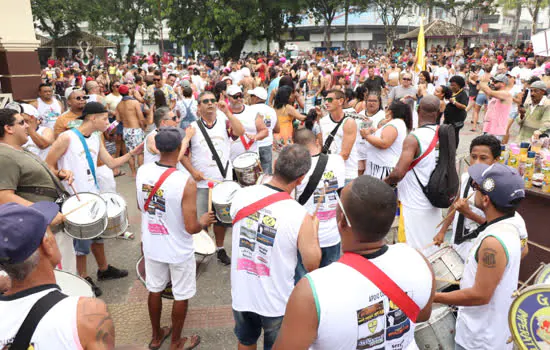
[519,57,527,63]
[530,81,547,91]
[118,84,129,95]
[78,101,107,119]
[492,74,509,84]
[0,202,59,264]
[20,104,40,119]
[180,79,191,88]
[155,127,184,152]
[247,87,268,101]
[468,163,525,208]
[227,85,242,97]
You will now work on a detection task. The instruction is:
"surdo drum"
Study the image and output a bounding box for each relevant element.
[54,269,94,297]
[211,181,241,224]
[428,246,464,292]
[415,304,456,349]
[233,152,262,186]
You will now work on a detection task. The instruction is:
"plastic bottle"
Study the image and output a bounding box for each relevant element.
[543,156,550,193]
[524,151,536,188]
[509,148,520,168]
[520,142,530,163]
[499,145,509,165]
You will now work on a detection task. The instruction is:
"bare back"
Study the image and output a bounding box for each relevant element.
[117,99,143,129]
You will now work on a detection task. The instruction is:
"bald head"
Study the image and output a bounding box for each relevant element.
[418,95,439,123]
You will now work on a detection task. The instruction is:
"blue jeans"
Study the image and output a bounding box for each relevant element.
[455,343,467,350]
[233,310,283,350]
[259,145,273,175]
[294,242,341,284]
[73,237,103,256]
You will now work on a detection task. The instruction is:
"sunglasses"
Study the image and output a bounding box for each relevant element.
[336,187,352,227]
[75,96,90,101]
[402,78,412,81]
[326,97,339,103]
[113,84,121,88]
[200,98,217,104]
[230,94,243,99]
[153,78,162,82]
[165,115,180,122]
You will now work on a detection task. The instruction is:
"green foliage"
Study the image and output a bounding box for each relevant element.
[31,0,81,38]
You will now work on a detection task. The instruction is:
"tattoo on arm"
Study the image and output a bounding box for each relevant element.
[481,248,497,268]
[95,314,115,348]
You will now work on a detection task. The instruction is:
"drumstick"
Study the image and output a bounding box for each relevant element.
[528,240,550,254]
[435,192,475,229]
[62,200,92,217]
[436,278,460,285]
[256,159,264,173]
[314,184,328,216]
[69,183,81,201]
[205,177,222,184]
[207,181,214,214]
[423,241,436,250]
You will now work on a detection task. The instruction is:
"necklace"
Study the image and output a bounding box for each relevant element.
[452,88,463,97]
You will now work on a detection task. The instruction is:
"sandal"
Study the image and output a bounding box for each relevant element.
[184,335,201,350]
[118,231,135,240]
[149,326,172,350]
[114,171,126,178]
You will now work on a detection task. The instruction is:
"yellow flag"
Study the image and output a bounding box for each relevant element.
[415,20,426,72]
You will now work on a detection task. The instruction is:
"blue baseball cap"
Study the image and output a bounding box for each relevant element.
[0,202,59,264]
[468,163,525,208]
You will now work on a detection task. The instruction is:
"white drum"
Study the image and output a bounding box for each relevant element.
[100,192,129,238]
[54,269,94,297]
[61,193,108,240]
[428,246,464,291]
[233,151,262,186]
[415,304,456,349]
[194,230,216,256]
[211,181,241,224]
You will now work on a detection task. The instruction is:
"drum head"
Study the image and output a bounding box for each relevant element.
[194,230,216,256]
[212,181,241,204]
[100,192,127,218]
[508,285,550,348]
[62,193,107,224]
[233,152,259,169]
[54,269,94,297]
[536,264,550,285]
[135,256,174,299]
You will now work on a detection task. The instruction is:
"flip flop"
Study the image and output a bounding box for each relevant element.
[183,335,201,350]
[118,231,135,240]
[114,171,126,178]
[148,326,172,350]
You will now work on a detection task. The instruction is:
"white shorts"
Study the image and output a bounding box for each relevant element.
[97,165,116,193]
[144,255,196,300]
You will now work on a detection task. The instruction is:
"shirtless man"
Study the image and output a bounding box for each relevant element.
[116,84,145,176]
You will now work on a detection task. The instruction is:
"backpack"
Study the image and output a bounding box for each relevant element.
[411,124,459,208]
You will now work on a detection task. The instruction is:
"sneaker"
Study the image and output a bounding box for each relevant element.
[217,248,231,266]
[84,276,103,297]
[97,265,129,281]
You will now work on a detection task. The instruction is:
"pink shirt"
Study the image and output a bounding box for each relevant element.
[483,97,512,136]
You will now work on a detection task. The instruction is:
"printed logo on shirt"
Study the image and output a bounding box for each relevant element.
[385,300,411,341]
[313,177,339,221]
[356,301,385,349]
[141,184,169,235]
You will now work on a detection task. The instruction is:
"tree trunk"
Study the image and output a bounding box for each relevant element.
[325,19,333,48]
[428,1,434,22]
[532,0,541,34]
[127,34,136,61]
[223,32,249,60]
[385,26,394,53]
[512,1,521,45]
[344,0,350,52]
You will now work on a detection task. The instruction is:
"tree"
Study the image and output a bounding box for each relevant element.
[525,0,549,34]
[302,0,341,48]
[498,0,523,44]
[439,0,495,43]
[371,0,416,52]
[31,0,82,57]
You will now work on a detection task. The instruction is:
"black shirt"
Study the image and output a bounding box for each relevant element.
[443,90,469,125]
[363,76,386,93]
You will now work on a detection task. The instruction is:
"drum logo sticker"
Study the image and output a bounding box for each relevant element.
[509,287,550,349]
[356,301,385,349]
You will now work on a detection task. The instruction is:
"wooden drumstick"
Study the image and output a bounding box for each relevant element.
[436,278,460,285]
[69,183,81,201]
[528,240,550,254]
[62,200,92,217]
[205,177,222,184]
[314,184,328,216]
[436,192,475,229]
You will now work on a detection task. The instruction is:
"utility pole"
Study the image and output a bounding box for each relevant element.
[158,0,164,55]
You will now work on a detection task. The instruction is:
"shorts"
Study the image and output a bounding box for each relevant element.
[197,187,231,227]
[233,310,283,349]
[475,93,488,106]
[123,127,145,151]
[73,237,104,256]
[54,228,76,274]
[144,256,196,300]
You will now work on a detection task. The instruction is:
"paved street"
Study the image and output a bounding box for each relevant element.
[90,117,481,349]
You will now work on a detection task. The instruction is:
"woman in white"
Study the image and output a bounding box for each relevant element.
[360,100,411,179]
[356,92,385,175]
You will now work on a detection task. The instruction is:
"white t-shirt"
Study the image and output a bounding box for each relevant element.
[365,118,407,168]
[295,154,345,247]
[230,184,307,317]
[308,244,433,350]
[230,105,259,160]
[434,66,449,87]
[510,66,532,85]
[248,103,277,148]
[136,162,194,263]
[23,126,51,160]
[319,115,358,180]
[104,93,122,114]
[58,130,101,194]
[143,129,160,165]
[36,98,62,130]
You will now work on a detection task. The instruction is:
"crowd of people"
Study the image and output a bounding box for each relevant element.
[0,40,547,349]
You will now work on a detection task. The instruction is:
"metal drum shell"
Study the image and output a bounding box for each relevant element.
[428,246,464,292]
[415,304,456,349]
[212,181,241,224]
[62,193,108,240]
[233,151,262,187]
[100,192,129,238]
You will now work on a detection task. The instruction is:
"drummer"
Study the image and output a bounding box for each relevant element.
[273,175,435,349]
[434,163,525,349]
[136,127,216,350]
[227,85,268,162]
[0,108,76,275]
[45,102,144,297]
[433,134,529,261]
[181,91,245,265]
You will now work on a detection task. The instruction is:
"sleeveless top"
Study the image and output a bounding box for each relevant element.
[230,184,308,317]
[319,114,359,180]
[307,244,432,350]
[455,217,521,349]
[230,105,259,160]
[144,129,160,165]
[137,162,194,263]
[0,285,82,350]
[58,130,101,194]
[37,98,62,130]
[398,125,437,209]
[23,126,50,160]
[274,106,294,149]
[365,118,407,168]
[483,97,512,136]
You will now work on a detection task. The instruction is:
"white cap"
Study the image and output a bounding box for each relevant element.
[20,104,39,119]
[247,87,268,101]
[226,85,242,96]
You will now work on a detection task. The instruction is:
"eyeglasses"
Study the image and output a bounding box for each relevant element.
[113,84,121,88]
[230,94,243,99]
[336,187,352,227]
[75,96,90,101]
[200,98,217,104]
[164,115,180,122]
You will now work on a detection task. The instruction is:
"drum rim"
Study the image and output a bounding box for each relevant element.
[535,264,550,285]
[415,304,454,330]
[100,192,128,217]
[135,256,175,300]
[232,151,260,168]
[63,214,108,240]
[53,268,95,298]
[62,192,108,237]
[101,215,129,239]
[212,180,241,202]
[508,284,550,347]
